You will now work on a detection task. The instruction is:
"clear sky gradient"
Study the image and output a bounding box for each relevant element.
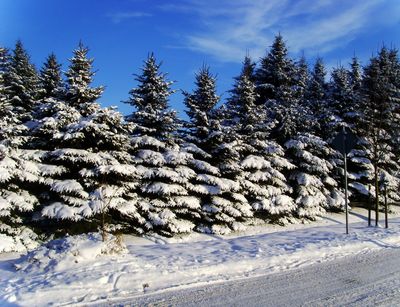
[1,0,400,117]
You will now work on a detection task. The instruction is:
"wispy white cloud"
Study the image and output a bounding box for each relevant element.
[161,0,399,62]
[107,11,152,24]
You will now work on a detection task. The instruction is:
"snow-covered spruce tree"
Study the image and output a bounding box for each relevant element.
[126,53,177,144]
[3,40,39,123]
[0,46,41,250]
[345,57,370,199]
[285,132,345,219]
[349,56,363,121]
[254,37,344,220]
[327,64,373,203]
[360,48,400,221]
[388,48,400,183]
[0,47,17,145]
[228,63,295,223]
[28,53,67,151]
[183,66,219,148]
[39,44,141,236]
[294,55,310,104]
[125,54,201,236]
[38,53,64,100]
[329,65,361,129]
[306,57,330,138]
[255,34,295,108]
[226,55,256,125]
[64,42,104,116]
[183,66,252,234]
[255,35,305,143]
[0,47,8,107]
[238,55,256,82]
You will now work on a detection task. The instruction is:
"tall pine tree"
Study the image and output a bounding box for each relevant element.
[229,62,295,223]
[183,66,252,234]
[40,44,141,237]
[4,40,39,123]
[125,54,201,235]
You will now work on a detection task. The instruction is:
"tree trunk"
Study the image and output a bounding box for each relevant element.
[102,210,107,242]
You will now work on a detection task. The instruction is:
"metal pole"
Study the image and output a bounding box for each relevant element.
[344,151,349,235]
[384,185,388,229]
[342,127,349,235]
[368,184,371,227]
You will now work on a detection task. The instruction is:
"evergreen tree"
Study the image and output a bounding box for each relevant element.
[125,54,201,236]
[183,66,252,234]
[388,48,400,177]
[29,53,67,151]
[202,105,253,234]
[348,56,363,125]
[0,144,42,251]
[285,134,345,219]
[39,44,141,236]
[360,48,400,222]
[0,46,41,249]
[256,34,295,104]
[306,57,329,137]
[0,47,17,146]
[226,55,257,126]
[254,40,344,220]
[39,53,63,100]
[294,55,310,103]
[183,66,219,147]
[328,65,370,205]
[126,53,177,143]
[230,69,295,222]
[64,42,103,115]
[0,47,8,106]
[239,55,256,82]
[329,66,353,128]
[255,35,300,142]
[3,40,39,123]
[349,56,362,91]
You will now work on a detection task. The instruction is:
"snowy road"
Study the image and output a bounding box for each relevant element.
[125,247,400,306]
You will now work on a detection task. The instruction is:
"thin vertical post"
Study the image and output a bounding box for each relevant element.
[368,184,371,227]
[384,185,388,229]
[375,164,379,227]
[344,151,349,234]
[342,127,349,235]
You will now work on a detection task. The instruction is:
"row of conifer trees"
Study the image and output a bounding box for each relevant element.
[1,35,399,246]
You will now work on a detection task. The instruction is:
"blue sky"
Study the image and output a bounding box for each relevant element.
[1,0,400,117]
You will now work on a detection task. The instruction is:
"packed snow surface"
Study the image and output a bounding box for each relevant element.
[131,247,400,306]
[1,208,400,306]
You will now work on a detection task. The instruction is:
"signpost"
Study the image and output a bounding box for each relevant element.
[332,127,359,234]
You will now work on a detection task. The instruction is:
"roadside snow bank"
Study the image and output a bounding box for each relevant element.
[16,233,127,272]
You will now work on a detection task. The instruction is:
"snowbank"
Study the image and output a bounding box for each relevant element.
[16,233,127,272]
[0,228,39,253]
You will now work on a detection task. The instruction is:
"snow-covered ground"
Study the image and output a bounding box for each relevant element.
[128,246,400,306]
[1,208,400,306]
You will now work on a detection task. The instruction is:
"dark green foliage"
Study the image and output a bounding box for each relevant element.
[39,53,64,100]
[4,41,39,122]
[126,54,177,143]
[65,42,104,114]
[183,66,219,147]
